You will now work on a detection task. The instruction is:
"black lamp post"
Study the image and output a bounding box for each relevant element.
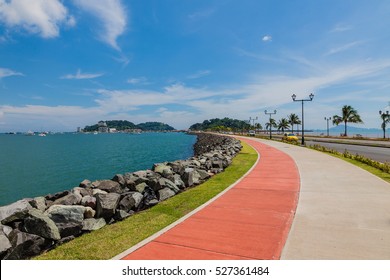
[379,110,390,139]
[264,110,276,139]
[291,93,314,145]
[249,116,258,128]
[324,117,331,137]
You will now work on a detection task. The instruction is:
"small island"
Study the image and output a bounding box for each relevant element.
[81,120,176,133]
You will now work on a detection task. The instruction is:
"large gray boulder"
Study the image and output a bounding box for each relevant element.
[153,163,173,178]
[45,190,69,201]
[46,205,86,224]
[95,193,120,220]
[114,210,132,221]
[23,209,61,240]
[112,174,126,186]
[196,169,211,181]
[158,188,176,201]
[52,193,80,205]
[135,182,148,193]
[0,229,12,258]
[142,187,159,209]
[56,222,82,238]
[172,174,186,189]
[0,199,33,223]
[5,229,50,260]
[158,178,180,193]
[72,187,88,199]
[119,192,143,212]
[182,168,201,187]
[80,195,96,209]
[82,218,106,231]
[29,197,46,211]
[93,180,122,193]
[79,179,92,188]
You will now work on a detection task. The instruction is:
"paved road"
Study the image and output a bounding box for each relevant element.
[306,141,390,163]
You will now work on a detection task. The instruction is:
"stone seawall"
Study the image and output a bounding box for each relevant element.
[0,133,241,260]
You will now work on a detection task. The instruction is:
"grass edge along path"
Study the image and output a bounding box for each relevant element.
[308,144,390,184]
[35,140,258,260]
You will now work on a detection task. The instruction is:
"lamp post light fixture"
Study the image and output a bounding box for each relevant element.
[379,110,390,139]
[291,93,314,145]
[324,117,331,137]
[264,110,277,139]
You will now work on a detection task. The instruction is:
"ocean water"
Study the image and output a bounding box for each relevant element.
[0,132,197,206]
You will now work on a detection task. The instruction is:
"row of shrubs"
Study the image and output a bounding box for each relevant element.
[309,144,390,174]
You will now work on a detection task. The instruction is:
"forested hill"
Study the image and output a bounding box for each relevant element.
[83,120,175,132]
[189,118,250,131]
[137,122,175,131]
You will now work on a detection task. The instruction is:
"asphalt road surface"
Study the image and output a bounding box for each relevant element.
[306,141,390,163]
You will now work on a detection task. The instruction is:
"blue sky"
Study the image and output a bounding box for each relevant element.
[1,0,390,132]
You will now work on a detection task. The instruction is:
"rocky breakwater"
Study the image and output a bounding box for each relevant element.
[0,133,241,259]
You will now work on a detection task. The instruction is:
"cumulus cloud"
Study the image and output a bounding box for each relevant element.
[60,69,104,80]
[0,67,23,78]
[72,0,127,50]
[0,0,75,38]
[262,35,272,42]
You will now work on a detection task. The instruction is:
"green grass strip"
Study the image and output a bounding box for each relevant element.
[35,141,257,260]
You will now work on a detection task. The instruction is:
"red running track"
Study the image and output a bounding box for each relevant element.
[121,137,300,260]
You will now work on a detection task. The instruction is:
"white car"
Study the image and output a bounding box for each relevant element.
[248,130,255,136]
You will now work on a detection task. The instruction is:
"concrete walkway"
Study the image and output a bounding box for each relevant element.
[258,138,390,259]
[115,136,390,260]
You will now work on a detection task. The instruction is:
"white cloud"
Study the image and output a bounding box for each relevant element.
[325,41,363,56]
[0,67,23,78]
[73,0,127,50]
[127,77,148,84]
[0,0,75,38]
[262,35,272,42]
[187,70,211,79]
[330,24,353,33]
[60,69,104,80]
[2,58,390,131]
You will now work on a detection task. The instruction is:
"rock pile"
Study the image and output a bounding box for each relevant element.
[0,133,241,259]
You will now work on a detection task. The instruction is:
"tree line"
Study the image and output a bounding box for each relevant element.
[189,105,390,138]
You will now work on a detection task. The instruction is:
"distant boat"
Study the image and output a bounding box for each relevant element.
[93,131,98,135]
[26,130,34,136]
[38,133,47,137]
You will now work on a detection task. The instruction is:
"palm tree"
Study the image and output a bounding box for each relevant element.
[265,118,277,132]
[288,113,301,133]
[277,118,290,133]
[380,111,390,139]
[332,105,363,136]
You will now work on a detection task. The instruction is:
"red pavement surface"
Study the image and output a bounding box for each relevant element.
[121,138,300,260]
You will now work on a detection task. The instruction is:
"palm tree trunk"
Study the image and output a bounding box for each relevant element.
[344,121,347,136]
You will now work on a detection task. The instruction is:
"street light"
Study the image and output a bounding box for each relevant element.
[324,117,331,137]
[264,110,277,139]
[249,116,258,128]
[291,93,314,145]
[379,110,390,139]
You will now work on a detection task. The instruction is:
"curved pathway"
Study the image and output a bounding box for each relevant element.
[117,138,300,260]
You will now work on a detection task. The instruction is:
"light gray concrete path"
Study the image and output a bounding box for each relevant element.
[249,137,390,259]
